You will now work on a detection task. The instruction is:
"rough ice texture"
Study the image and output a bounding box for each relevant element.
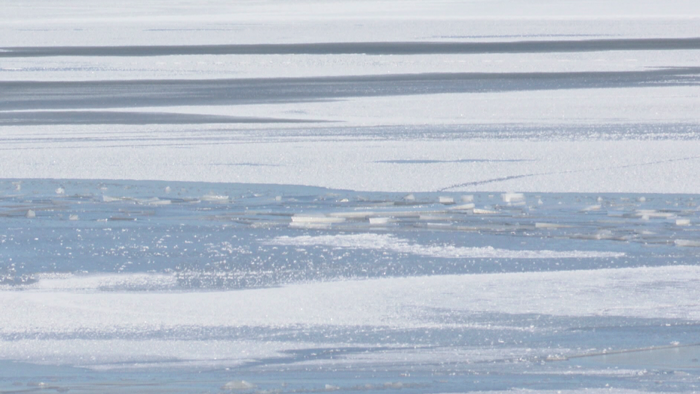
[1,1,700,194]
[2,0,700,391]
[1,265,699,367]
[268,234,624,259]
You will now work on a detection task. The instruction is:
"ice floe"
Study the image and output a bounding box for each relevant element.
[223,381,257,390]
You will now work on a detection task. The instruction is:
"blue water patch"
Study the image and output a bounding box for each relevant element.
[1,179,698,289]
[2,179,699,289]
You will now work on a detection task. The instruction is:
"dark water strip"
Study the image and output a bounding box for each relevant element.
[2,68,699,110]
[0,111,319,125]
[376,159,533,164]
[2,37,700,57]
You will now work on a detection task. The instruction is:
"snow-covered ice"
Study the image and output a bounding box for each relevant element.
[2,0,700,392]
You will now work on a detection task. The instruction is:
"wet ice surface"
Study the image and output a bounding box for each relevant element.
[3,178,699,289]
[1,179,700,393]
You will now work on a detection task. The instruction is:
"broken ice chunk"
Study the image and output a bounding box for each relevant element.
[139,198,171,206]
[461,195,474,202]
[201,194,229,203]
[535,222,568,229]
[222,381,256,390]
[676,219,691,226]
[635,209,676,219]
[473,208,498,214]
[291,215,345,223]
[55,187,65,195]
[502,192,525,203]
[26,210,36,218]
[404,194,415,201]
[448,203,475,211]
[329,212,373,219]
[69,214,79,221]
[439,196,454,204]
[369,217,390,225]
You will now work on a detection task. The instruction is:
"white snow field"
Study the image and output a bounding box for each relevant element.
[1,0,700,393]
[2,265,700,367]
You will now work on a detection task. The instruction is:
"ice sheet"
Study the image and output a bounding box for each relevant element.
[2,265,699,360]
[4,126,700,193]
[2,0,700,392]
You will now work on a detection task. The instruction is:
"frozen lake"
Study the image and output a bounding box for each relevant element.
[2,179,700,392]
[1,0,700,392]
